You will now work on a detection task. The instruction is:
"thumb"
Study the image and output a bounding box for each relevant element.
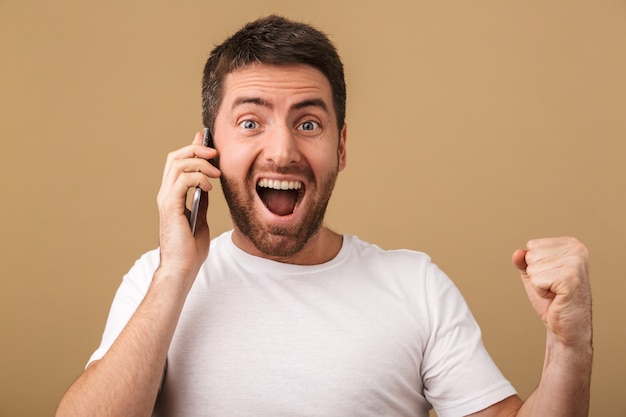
[512,249,528,273]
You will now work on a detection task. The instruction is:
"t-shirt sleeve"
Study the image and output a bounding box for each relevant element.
[421,262,517,416]
[86,249,160,367]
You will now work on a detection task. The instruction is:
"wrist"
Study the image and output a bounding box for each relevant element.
[544,330,593,373]
[152,263,199,300]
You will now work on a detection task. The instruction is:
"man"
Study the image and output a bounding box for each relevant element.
[56,15,593,417]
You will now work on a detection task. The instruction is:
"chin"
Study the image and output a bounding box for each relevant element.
[221,167,337,259]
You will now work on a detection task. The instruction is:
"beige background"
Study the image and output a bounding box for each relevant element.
[1,1,625,416]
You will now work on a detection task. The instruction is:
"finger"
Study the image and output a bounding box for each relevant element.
[173,172,214,198]
[162,133,217,182]
[163,144,216,179]
[524,268,559,299]
[170,158,219,181]
[524,238,589,276]
[160,159,218,202]
[192,130,203,145]
[158,171,214,216]
[525,236,586,260]
[160,131,220,190]
[526,236,571,250]
[512,249,528,272]
[527,252,588,288]
[191,130,218,158]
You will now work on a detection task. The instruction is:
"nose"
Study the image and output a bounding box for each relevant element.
[262,125,301,167]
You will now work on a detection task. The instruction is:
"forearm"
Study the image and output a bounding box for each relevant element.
[516,332,593,417]
[56,269,189,417]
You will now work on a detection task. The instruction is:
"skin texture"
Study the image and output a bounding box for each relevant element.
[214,64,347,265]
[470,236,592,417]
[55,64,592,417]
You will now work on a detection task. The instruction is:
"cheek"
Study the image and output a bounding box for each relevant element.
[307,153,339,178]
[217,145,256,176]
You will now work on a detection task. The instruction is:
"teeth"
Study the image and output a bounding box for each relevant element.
[257,178,303,191]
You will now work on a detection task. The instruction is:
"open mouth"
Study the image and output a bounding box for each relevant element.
[256,178,304,216]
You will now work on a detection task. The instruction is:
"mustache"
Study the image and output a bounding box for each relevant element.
[247,163,315,182]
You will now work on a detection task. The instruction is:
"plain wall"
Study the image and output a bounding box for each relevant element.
[1,1,625,416]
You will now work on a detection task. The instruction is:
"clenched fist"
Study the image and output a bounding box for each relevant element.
[512,237,592,348]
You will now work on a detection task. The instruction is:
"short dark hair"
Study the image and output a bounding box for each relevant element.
[201,15,346,133]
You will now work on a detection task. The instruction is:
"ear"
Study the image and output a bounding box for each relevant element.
[337,123,347,172]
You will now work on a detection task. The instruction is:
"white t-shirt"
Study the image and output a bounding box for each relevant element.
[90,231,516,417]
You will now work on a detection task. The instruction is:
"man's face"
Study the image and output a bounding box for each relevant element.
[213,64,347,261]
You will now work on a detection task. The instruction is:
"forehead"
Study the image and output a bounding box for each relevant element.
[220,64,334,110]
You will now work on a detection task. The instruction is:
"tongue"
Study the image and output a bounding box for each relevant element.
[261,189,298,216]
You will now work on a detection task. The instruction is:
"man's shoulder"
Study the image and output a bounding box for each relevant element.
[343,234,435,273]
[345,234,432,262]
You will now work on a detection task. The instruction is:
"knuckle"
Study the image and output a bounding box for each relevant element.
[166,150,178,162]
[565,236,588,253]
[525,263,540,277]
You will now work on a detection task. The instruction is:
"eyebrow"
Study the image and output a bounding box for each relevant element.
[231,97,329,113]
[232,97,272,110]
[292,98,328,113]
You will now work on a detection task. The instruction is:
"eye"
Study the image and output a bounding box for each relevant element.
[239,120,258,129]
[298,120,320,131]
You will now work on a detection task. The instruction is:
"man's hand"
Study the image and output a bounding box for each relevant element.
[512,237,592,348]
[55,132,221,417]
[156,131,220,292]
[502,239,594,417]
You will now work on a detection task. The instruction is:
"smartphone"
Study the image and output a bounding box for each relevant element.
[188,128,213,235]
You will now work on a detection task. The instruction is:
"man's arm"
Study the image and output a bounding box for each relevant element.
[472,236,593,417]
[55,132,219,417]
[55,269,195,417]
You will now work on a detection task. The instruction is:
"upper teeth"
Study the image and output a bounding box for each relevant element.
[257,178,302,190]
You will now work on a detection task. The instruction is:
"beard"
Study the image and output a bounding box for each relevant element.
[220,164,338,259]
